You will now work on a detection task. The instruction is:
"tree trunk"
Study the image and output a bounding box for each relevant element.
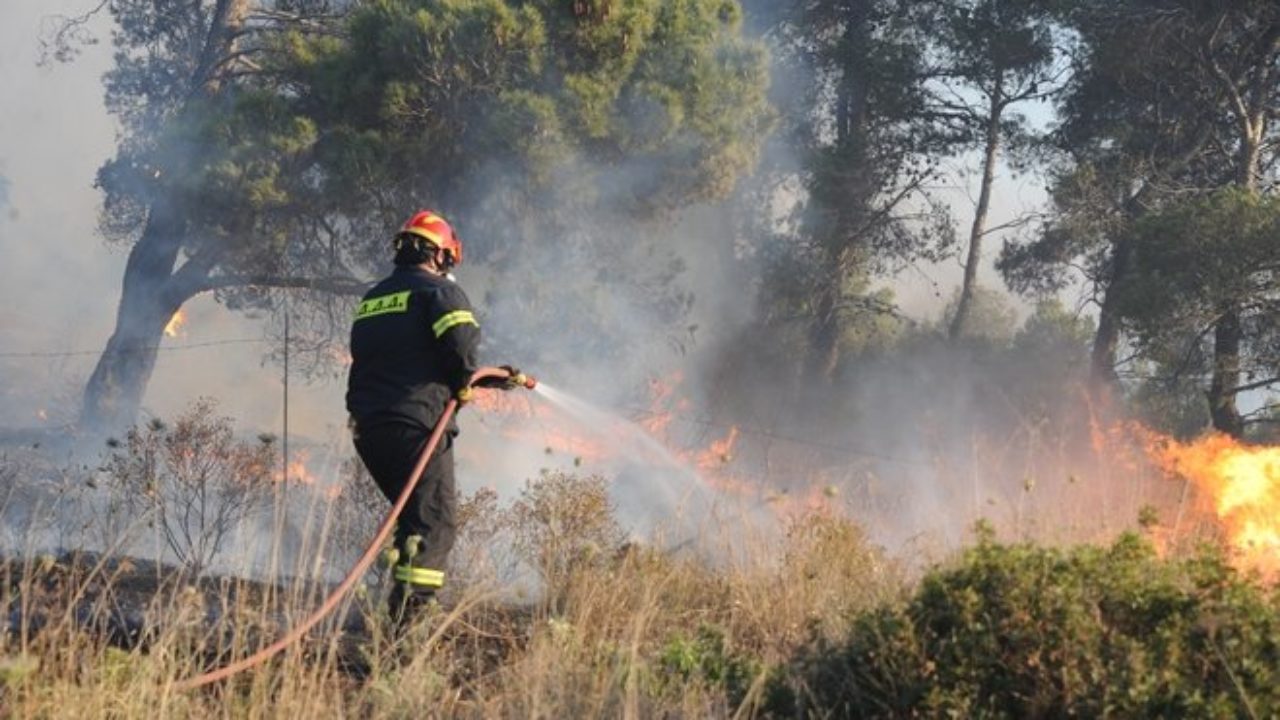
[949,87,1003,340]
[1208,304,1245,438]
[1205,136,1262,438]
[80,201,199,432]
[807,281,842,381]
[806,2,871,382]
[1089,237,1132,391]
[196,0,251,94]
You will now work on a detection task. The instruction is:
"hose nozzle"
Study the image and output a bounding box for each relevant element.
[512,373,537,390]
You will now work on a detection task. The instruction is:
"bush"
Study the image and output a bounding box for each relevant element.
[659,624,763,706]
[508,470,628,609]
[771,527,1280,718]
[103,399,274,576]
[328,455,389,560]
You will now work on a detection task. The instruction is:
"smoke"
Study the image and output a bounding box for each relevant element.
[0,0,1153,582]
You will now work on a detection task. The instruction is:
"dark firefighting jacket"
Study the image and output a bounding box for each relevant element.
[345,266,479,431]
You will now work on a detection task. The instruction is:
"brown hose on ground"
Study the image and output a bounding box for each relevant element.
[173,366,515,691]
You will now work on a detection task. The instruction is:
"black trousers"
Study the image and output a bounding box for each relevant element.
[352,418,457,597]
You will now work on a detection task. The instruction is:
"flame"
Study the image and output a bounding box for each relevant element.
[697,426,738,470]
[1149,433,1280,577]
[164,310,187,338]
[460,374,832,522]
[639,372,691,437]
[36,408,48,421]
[466,387,611,462]
[276,451,320,485]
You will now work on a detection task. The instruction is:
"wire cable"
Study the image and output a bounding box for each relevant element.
[0,338,269,359]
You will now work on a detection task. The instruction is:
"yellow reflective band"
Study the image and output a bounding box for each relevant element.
[394,565,445,588]
[432,310,478,338]
[354,291,411,321]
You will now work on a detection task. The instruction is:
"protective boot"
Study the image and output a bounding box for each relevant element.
[386,534,445,634]
[387,582,437,633]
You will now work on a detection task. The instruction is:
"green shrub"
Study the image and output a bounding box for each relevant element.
[659,624,763,705]
[771,528,1280,718]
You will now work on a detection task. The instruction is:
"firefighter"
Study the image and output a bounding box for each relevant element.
[346,209,517,627]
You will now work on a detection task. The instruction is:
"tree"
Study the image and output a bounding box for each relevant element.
[1005,298,1095,417]
[927,0,1062,340]
[277,0,774,376]
[76,0,352,432]
[765,0,954,382]
[1115,189,1280,437]
[998,0,1280,437]
[1000,0,1211,389]
[71,0,773,431]
[1156,2,1280,437]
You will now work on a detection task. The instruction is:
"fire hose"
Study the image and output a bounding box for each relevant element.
[175,366,535,691]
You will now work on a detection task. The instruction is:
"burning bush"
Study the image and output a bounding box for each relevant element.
[771,526,1280,717]
[103,399,274,576]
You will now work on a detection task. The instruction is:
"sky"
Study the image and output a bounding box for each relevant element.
[0,1,122,426]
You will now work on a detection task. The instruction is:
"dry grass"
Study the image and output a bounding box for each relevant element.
[10,379,1245,719]
[0,464,901,719]
[1,395,1198,718]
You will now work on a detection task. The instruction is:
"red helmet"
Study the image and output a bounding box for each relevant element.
[396,210,463,267]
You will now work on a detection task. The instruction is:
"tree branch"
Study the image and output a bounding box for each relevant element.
[199,275,371,296]
[1242,403,1280,424]
[1245,18,1280,119]
[979,212,1047,239]
[1201,26,1254,137]
[37,0,109,66]
[1226,375,1280,396]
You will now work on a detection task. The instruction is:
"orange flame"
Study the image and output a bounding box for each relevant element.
[467,387,611,462]
[461,374,831,522]
[639,372,691,437]
[1150,433,1280,577]
[276,451,320,485]
[164,309,187,338]
[697,426,738,470]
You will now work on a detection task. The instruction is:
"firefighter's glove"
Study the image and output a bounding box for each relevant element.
[500,364,525,391]
[456,386,476,405]
[475,365,524,391]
